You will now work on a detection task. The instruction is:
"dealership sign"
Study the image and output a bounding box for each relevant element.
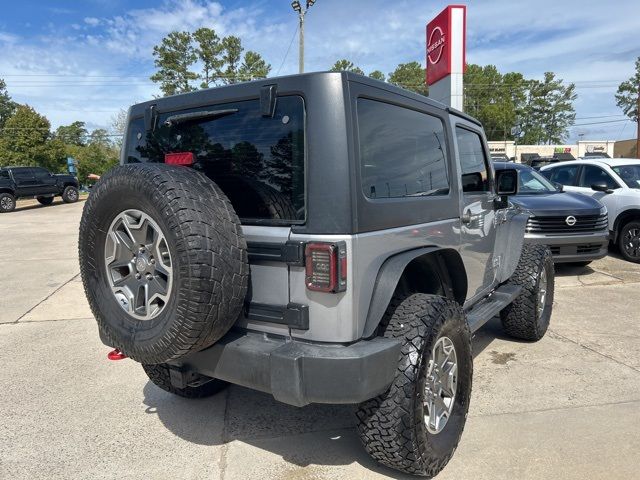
[426,5,466,85]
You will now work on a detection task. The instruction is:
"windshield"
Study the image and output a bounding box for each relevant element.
[612,165,640,189]
[517,168,558,194]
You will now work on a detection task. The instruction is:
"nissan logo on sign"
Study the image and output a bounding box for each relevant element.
[427,26,446,64]
[565,216,577,226]
[426,5,466,86]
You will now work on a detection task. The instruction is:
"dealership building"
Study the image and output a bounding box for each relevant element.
[487,140,616,162]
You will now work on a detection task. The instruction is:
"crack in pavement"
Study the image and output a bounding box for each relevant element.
[9,273,80,324]
[472,397,640,418]
[548,329,640,374]
[0,317,93,326]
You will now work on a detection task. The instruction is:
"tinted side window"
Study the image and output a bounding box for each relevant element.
[125,96,305,223]
[580,165,619,189]
[0,170,9,179]
[548,165,578,185]
[33,168,50,179]
[357,98,449,199]
[456,127,489,193]
[11,169,33,179]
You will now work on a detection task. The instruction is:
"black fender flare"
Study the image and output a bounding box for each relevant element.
[361,247,467,338]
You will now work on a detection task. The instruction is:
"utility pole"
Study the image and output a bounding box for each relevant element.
[291,1,316,74]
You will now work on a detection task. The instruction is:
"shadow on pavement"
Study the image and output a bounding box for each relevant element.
[141,381,415,477]
[140,321,524,477]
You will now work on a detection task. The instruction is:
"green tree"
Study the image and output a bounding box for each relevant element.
[193,27,223,89]
[56,121,88,146]
[65,129,119,181]
[521,72,576,144]
[239,51,271,82]
[615,56,640,122]
[368,70,386,81]
[150,31,198,96]
[0,79,17,129]
[388,62,427,96]
[0,105,61,169]
[463,64,527,141]
[330,59,365,75]
[151,28,271,93]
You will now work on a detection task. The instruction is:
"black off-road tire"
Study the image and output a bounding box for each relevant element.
[0,192,16,212]
[356,294,473,477]
[79,164,249,364]
[37,196,54,206]
[618,220,640,264]
[62,185,79,203]
[500,244,554,341]
[142,363,229,398]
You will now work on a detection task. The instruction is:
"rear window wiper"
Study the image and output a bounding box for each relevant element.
[163,109,238,127]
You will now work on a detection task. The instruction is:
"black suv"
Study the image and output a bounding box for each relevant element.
[0,166,79,212]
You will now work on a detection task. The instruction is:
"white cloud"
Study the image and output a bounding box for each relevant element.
[0,0,637,142]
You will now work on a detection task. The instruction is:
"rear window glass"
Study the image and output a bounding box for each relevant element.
[356,98,449,199]
[125,96,305,224]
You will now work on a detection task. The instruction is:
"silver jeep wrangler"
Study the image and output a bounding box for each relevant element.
[79,72,554,477]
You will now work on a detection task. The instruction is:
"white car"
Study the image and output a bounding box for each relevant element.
[540,158,640,263]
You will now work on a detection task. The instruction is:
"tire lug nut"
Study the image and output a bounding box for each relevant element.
[135,273,141,280]
[150,258,155,264]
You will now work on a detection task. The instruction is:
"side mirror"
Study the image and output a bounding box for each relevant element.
[495,169,518,196]
[553,181,564,192]
[591,183,613,194]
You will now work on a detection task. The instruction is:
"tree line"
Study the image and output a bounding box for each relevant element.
[0,79,119,180]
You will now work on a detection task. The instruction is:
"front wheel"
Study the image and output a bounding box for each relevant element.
[356,294,472,477]
[62,186,79,203]
[618,220,640,263]
[500,244,554,341]
[142,363,229,398]
[37,196,54,206]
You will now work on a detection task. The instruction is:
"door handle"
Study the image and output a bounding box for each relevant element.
[461,209,472,224]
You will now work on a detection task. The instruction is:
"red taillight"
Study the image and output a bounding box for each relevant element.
[164,152,195,166]
[304,242,347,293]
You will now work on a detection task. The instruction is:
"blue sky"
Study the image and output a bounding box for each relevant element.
[0,0,638,142]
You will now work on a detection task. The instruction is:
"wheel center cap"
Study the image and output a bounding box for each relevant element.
[135,256,148,273]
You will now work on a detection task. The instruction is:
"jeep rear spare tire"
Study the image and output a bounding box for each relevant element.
[79,164,249,364]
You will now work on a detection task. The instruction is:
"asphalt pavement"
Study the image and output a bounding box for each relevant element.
[1,198,639,480]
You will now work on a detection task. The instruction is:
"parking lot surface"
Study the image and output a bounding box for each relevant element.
[1,200,639,480]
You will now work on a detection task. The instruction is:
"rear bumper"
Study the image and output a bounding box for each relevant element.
[524,231,609,263]
[172,330,401,407]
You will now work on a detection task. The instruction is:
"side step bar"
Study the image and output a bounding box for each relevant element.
[465,284,522,333]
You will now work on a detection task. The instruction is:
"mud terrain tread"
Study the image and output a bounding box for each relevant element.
[500,244,554,341]
[356,294,472,477]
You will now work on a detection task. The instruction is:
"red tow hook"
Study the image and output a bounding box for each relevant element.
[107,349,127,361]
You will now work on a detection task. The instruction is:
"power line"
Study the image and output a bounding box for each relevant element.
[276,24,299,76]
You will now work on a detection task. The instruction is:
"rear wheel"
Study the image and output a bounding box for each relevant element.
[0,192,15,212]
[618,220,640,263]
[37,196,54,206]
[142,363,229,398]
[62,186,79,203]
[356,294,472,477]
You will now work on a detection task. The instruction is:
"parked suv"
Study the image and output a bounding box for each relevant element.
[0,166,79,212]
[541,158,640,263]
[79,72,553,477]
[494,162,608,266]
